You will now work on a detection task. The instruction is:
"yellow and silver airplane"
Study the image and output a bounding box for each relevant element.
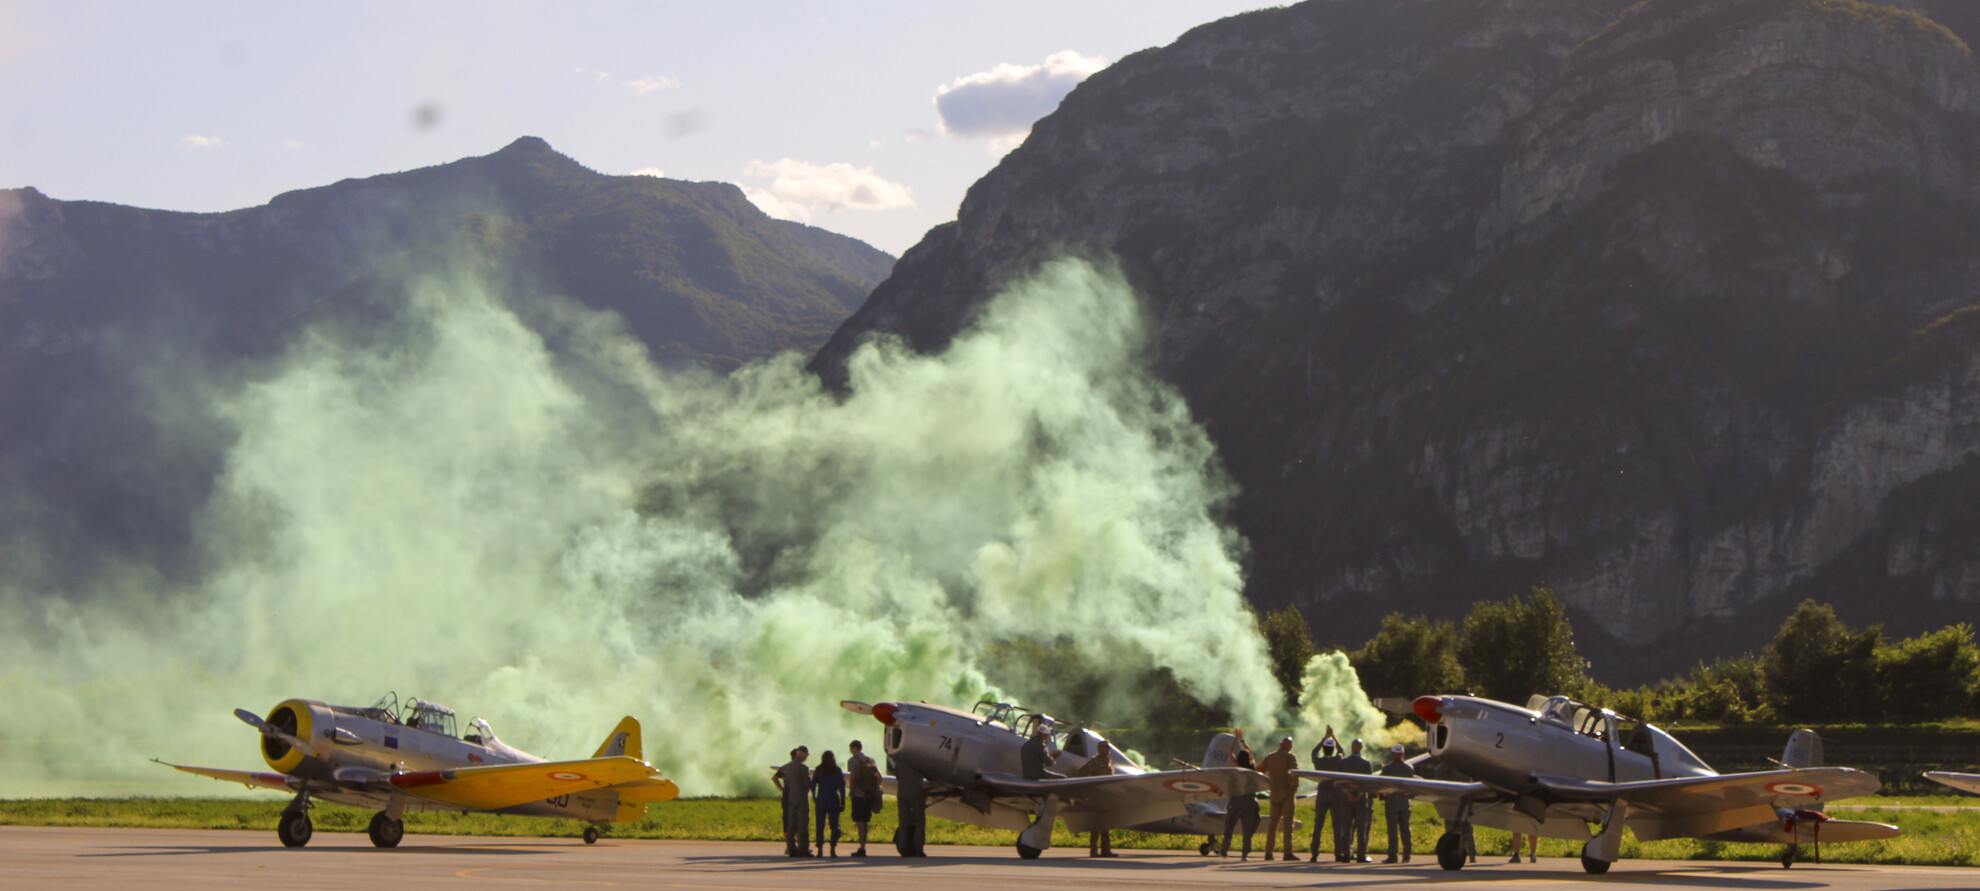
[157,692,678,847]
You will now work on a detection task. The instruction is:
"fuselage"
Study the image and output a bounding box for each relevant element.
[1420,694,1717,791]
[258,697,616,821]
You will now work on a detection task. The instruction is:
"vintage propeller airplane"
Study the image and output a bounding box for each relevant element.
[157,692,678,848]
[842,699,1271,858]
[1301,694,1898,874]
[1926,771,1980,795]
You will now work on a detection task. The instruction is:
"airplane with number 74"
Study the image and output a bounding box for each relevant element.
[1301,694,1898,873]
[842,699,1271,859]
[157,692,678,848]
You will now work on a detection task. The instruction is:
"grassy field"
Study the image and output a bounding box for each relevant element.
[4,796,1978,865]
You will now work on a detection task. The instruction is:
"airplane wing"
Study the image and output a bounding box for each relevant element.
[155,760,295,792]
[1527,766,1880,810]
[389,755,667,810]
[1926,771,1980,795]
[972,767,1270,831]
[1293,770,1492,803]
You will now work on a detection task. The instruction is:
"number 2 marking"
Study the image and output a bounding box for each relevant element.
[1494,733,1505,749]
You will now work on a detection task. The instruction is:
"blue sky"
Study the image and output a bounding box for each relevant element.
[1,1,1271,255]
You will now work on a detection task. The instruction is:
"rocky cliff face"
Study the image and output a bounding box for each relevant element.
[1,138,892,594]
[813,0,1980,681]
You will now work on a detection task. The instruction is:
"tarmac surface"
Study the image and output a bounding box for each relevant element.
[2,826,1974,889]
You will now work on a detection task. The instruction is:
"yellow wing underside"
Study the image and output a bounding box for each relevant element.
[391,756,677,812]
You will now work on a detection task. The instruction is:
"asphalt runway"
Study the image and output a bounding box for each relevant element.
[3,826,1974,890]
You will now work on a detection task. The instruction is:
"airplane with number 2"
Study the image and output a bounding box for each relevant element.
[842,699,1270,859]
[1301,694,1898,873]
[157,692,678,848]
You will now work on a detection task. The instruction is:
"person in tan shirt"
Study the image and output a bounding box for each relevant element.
[1257,736,1301,861]
[1075,743,1117,857]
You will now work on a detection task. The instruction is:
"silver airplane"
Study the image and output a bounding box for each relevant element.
[842,699,1271,858]
[158,692,678,847]
[1301,694,1898,873]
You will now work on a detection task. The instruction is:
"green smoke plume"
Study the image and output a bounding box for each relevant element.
[0,251,1385,796]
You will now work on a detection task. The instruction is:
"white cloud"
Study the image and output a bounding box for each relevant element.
[629,167,666,178]
[573,67,612,81]
[740,158,915,223]
[626,75,682,95]
[177,135,228,150]
[934,50,1106,140]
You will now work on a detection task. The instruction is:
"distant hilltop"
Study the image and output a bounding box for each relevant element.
[810,0,1980,683]
[0,136,894,593]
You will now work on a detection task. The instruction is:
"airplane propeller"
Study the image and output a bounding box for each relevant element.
[840,701,874,715]
[235,708,319,759]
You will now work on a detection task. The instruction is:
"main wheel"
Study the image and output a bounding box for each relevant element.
[1580,843,1611,874]
[277,811,313,848]
[1016,842,1042,860]
[583,826,600,845]
[1434,832,1465,871]
[367,812,404,848]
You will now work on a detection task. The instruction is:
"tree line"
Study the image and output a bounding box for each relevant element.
[1258,589,1980,725]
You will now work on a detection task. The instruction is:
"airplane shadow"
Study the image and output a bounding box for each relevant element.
[81,842,565,859]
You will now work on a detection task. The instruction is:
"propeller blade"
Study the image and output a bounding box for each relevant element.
[234,707,317,758]
[840,700,874,716]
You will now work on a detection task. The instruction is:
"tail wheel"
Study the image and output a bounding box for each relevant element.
[1200,839,1214,855]
[277,811,313,848]
[367,812,404,848]
[1434,832,1465,871]
[1781,844,1798,869]
[583,826,600,845]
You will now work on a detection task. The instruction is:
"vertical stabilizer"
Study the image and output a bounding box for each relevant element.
[1781,729,1823,769]
[593,716,643,760]
[1202,732,1238,769]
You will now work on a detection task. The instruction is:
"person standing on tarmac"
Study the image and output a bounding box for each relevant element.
[1074,743,1118,857]
[845,740,883,857]
[772,746,813,857]
[1258,736,1301,861]
[1218,745,1262,859]
[812,750,846,857]
[1379,743,1415,863]
[1340,738,1375,863]
[1309,729,1344,862]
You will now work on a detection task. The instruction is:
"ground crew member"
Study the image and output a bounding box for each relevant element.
[1258,736,1300,861]
[1310,729,1343,862]
[1075,743,1117,857]
[1380,743,1415,863]
[1340,738,1374,863]
[771,746,812,857]
[1218,746,1262,858]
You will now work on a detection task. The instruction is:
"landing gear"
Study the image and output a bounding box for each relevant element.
[1781,844,1799,869]
[1016,843,1042,859]
[893,764,927,857]
[1580,843,1611,874]
[367,811,404,848]
[277,809,314,848]
[1199,838,1215,856]
[277,790,314,848]
[583,826,600,845]
[1434,832,1466,871]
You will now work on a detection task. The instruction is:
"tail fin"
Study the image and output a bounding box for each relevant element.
[593,716,643,760]
[1202,732,1238,769]
[1781,729,1823,769]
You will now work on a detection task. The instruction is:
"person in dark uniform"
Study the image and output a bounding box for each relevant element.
[1340,738,1374,863]
[772,746,813,856]
[1379,743,1414,863]
[1309,729,1344,862]
[1218,746,1262,858]
[845,740,882,857]
[813,750,846,857]
[1020,725,1063,780]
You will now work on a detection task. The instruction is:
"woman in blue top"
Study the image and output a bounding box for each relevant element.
[812,750,847,857]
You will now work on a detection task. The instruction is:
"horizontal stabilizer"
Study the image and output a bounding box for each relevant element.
[1926,771,1980,795]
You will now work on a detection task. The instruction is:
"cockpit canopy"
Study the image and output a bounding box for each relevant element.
[351,691,460,738]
